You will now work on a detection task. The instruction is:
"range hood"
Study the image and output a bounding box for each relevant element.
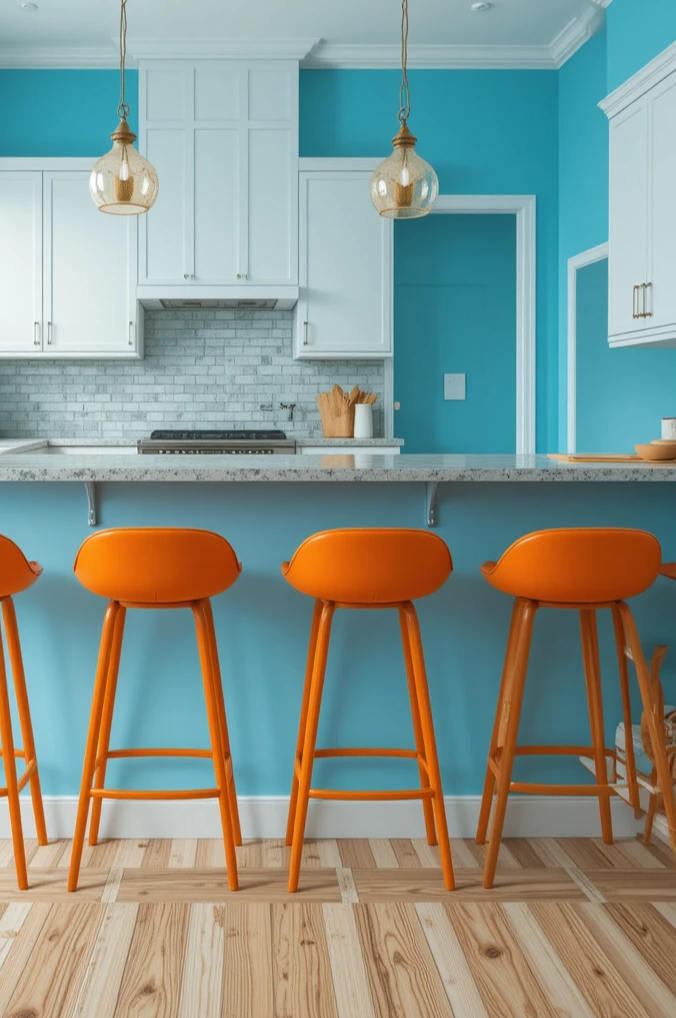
[137,286,299,311]
[160,298,278,310]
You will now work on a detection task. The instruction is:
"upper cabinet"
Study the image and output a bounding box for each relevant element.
[138,61,299,290]
[295,166,393,359]
[603,49,676,347]
[0,164,140,359]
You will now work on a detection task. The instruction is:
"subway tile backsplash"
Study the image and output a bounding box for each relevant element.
[0,310,384,440]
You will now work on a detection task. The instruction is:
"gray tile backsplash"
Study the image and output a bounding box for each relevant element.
[0,310,384,440]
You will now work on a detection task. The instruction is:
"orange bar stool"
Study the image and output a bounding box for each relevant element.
[476,527,676,888]
[68,528,242,893]
[282,528,455,893]
[0,535,48,889]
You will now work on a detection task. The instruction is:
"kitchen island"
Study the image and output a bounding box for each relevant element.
[1,449,675,842]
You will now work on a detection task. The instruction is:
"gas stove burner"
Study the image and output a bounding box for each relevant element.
[149,429,288,442]
[138,429,296,456]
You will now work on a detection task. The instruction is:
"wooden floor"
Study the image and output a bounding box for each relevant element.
[0,836,676,1017]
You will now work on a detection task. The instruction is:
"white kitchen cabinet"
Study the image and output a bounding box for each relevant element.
[0,161,140,359]
[138,61,298,290]
[602,51,676,347]
[295,168,393,359]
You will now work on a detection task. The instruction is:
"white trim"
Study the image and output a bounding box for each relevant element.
[549,8,605,69]
[1,794,641,841]
[299,158,383,173]
[128,38,318,62]
[0,158,97,171]
[600,40,676,118]
[302,43,557,71]
[590,0,614,8]
[566,242,609,455]
[430,195,537,456]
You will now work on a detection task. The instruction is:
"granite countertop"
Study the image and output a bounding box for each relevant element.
[295,438,404,447]
[1,449,676,482]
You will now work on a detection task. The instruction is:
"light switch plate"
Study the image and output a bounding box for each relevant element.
[444,373,466,401]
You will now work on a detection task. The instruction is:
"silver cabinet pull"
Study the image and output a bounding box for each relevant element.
[643,282,653,318]
[33,321,40,346]
[303,321,309,346]
[47,321,53,345]
[184,273,189,279]
[236,273,248,280]
[128,321,134,346]
[632,285,639,319]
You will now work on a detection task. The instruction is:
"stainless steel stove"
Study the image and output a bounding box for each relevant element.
[137,429,296,455]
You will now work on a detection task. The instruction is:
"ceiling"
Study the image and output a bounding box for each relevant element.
[0,0,611,69]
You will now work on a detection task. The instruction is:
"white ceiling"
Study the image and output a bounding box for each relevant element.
[0,0,610,68]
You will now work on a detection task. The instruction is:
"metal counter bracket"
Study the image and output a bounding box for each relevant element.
[426,482,439,528]
[84,482,97,527]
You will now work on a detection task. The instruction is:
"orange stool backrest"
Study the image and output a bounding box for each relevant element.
[481,527,661,603]
[0,534,42,599]
[74,527,241,604]
[282,528,452,604]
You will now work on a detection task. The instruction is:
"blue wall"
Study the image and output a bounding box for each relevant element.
[607,0,676,93]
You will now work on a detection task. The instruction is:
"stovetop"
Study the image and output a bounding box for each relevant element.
[149,429,288,441]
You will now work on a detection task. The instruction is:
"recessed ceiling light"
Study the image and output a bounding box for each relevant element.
[19,3,39,11]
[471,2,493,10]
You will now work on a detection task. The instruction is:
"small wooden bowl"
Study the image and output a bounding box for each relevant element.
[635,442,676,461]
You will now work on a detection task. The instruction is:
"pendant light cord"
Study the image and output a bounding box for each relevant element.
[117,0,130,121]
[398,0,411,123]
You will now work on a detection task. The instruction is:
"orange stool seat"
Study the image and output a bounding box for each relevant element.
[0,535,48,889]
[283,528,455,893]
[477,527,676,888]
[68,528,242,893]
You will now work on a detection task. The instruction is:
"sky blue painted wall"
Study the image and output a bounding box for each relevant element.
[300,69,560,453]
[394,214,516,453]
[607,0,676,93]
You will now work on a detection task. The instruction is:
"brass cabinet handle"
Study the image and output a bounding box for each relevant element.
[632,285,639,319]
[33,321,40,346]
[303,321,309,346]
[128,321,134,346]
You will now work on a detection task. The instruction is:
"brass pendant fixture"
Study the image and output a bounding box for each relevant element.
[371,0,438,219]
[90,0,159,215]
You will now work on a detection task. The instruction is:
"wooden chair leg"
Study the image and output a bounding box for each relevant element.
[580,609,613,844]
[477,599,526,845]
[89,607,126,847]
[0,626,28,889]
[483,599,537,890]
[2,598,47,847]
[401,602,455,891]
[399,606,436,846]
[68,601,120,893]
[286,599,323,848]
[288,602,335,893]
[611,605,641,816]
[202,599,242,847]
[194,602,239,892]
[620,602,676,862]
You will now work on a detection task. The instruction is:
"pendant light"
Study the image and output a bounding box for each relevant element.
[89,0,159,215]
[371,0,438,219]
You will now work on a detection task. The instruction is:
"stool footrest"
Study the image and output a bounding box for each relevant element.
[0,748,27,759]
[90,786,220,801]
[1,759,38,798]
[507,781,615,796]
[308,787,436,802]
[103,747,213,761]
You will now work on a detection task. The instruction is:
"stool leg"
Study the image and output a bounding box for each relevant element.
[483,599,537,889]
[89,607,126,846]
[288,601,335,893]
[68,601,120,893]
[203,599,242,847]
[611,605,641,816]
[477,599,526,845]
[194,602,239,892]
[401,602,455,892]
[286,599,322,847]
[0,622,28,889]
[620,603,676,862]
[580,609,613,844]
[644,783,658,846]
[2,598,47,847]
[399,606,437,846]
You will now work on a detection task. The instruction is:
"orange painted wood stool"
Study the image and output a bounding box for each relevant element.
[282,527,455,893]
[476,527,676,888]
[68,527,242,893]
[0,535,48,889]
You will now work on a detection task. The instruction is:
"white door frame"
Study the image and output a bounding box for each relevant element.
[567,242,609,454]
[389,194,536,454]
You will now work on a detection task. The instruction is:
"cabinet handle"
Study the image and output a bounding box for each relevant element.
[643,282,653,318]
[33,322,40,346]
[303,321,309,346]
[184,273,194,280]
[632,285,639,319]
[47,322,53,345]
[236,273,248,280]
[128,321,134,347]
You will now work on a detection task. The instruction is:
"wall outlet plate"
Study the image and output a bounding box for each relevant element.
[444,373,466,401]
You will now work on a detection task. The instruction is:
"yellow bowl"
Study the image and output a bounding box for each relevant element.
[635,443,676,461]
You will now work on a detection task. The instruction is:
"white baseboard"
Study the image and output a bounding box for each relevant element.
[1,795,642,841]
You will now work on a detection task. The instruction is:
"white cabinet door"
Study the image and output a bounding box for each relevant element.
[608,98,648,340]
[0,173,42,353]
[647,71,676,332]
[296,171,392,359]
[43,172,138,355]
[140,126,189,283]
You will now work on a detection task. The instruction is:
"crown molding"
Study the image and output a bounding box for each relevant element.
[301,42,556,70]
[600,39,676,116]
[549,7,605,68]
[590,0,614,8]
[128,38,319,62]
[0,46,118,69]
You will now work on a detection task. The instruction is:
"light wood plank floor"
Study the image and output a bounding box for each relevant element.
[0,836,675,1017]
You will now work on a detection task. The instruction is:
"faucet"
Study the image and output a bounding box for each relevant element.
[280,403,296,422]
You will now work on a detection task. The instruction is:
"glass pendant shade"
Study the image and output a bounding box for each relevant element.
[371,121,438,219]
[90,119,159,215]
